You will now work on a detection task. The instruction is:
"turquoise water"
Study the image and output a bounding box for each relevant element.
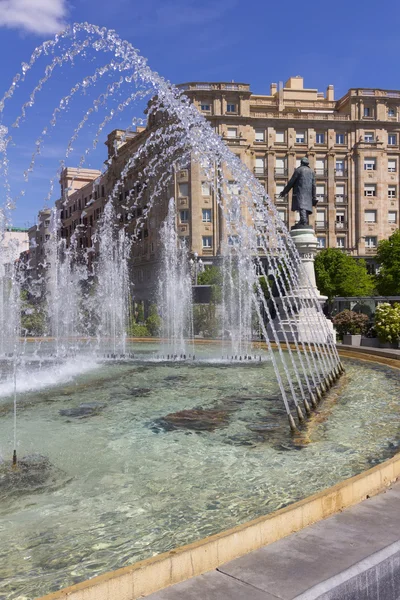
[0,351,399,599]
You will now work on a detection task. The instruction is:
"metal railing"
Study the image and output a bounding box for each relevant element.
[254,167,266,175]
[335,169,348,177]
[274,168,287,176]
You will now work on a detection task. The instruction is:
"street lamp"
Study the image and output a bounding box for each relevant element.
[189,252,204,285]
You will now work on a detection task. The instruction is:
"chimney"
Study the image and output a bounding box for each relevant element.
[270,82,278,95]
[326,84,334,101]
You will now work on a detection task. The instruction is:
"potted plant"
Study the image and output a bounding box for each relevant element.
[374,303,400,349]
[332,310,369,346]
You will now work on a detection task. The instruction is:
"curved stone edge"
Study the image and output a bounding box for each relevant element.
[37,351,400,600]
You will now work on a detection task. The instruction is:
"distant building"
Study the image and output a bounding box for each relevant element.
[0,227,29,276]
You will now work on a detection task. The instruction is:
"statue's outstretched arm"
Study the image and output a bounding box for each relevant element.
[280,170,298,197]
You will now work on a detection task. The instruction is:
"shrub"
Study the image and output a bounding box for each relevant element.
[332,310,369,337]
[128,324,150,338]
[374,303,400,343]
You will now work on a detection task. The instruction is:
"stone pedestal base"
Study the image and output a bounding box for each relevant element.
[267,227,336,345]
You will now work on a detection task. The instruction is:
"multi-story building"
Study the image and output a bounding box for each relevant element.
[178,76,400,271]
[48,76,400,303]
[25,209,52,285]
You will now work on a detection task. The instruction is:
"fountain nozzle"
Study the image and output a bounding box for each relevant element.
[12,450,17,468]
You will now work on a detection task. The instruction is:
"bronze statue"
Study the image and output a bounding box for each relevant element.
[279,157,317,228]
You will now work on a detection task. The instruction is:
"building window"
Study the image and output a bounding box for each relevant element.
[335,160,345,175]
[336,133,345,145]
[180,210,189,223]
[255,130,264,142]
[227,127,237,138]
[364,157,376,170]
[228,235,239,246]
[388,211,397,223]
[388,134,397,145]
[316,133,325,144]
[365,236,377,248]
[227,181,240,195]
[295,131,305,144]
[365,210,377,223]
[363,106,371,117]
[388,159,397,172]
[276,184,285,198]
[226,103,236,113]
[364,184,376,197]
[201,182,211,196]
[202,208,212,222]
[201,103,211,112]
[277,209,286,222]
[388,185,397,198]
[317,237,326,248]
[336,210,345,227]
[364,132,374,142]
[315,159,325,175]
[316,210,326,228]
[275,157,286,175]
[388,108,396,117]
[202,236,212,248]
[335,184,345,201]
[316,184,325,202]
[255,157,264,174]
[276,131,285,143]
[178,183,189,197]
[296,158,302,168]
[336,237,345,248]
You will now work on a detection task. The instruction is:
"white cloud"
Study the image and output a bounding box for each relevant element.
[0,0,68,35]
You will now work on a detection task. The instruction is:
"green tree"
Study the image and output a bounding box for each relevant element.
[146,304,162,336]
[20,291,46,336]
[197,265,223,303]
[315,248,375,304]
[375,229,400,295]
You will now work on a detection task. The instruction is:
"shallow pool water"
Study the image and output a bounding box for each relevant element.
[0,350,399,599]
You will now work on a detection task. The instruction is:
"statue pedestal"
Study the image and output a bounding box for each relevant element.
[267,228,336,344]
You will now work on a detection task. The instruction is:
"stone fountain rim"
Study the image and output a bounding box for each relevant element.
[34,348,399,600]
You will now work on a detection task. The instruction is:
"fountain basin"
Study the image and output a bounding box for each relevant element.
[0,346,399,599]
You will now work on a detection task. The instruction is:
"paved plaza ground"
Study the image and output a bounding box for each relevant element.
[147,481,400,599]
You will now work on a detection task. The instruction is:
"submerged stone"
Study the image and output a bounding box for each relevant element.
[127,388,151,397]
[152,407,231,432]
[59,402,106,418]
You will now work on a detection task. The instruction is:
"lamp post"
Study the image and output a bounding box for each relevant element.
[189,252,204,285]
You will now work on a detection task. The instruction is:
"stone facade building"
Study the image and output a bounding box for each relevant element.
[31,76,400,301]
[178,76,400,272]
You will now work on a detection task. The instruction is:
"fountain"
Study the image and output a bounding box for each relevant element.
[0,24,397,600]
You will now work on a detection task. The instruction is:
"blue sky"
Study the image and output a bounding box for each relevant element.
[0,0,400,227]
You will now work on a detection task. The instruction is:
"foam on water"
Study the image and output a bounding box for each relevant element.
[0,357,100,399]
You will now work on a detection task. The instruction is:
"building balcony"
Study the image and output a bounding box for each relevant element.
[275,194,287,203]
[335,221,348,230]
[316,195,327,203]
[315,169,328,177]
[335,194,348,204]
[316,222,328,230]
[335,169,348,177]
[274,168,288,177]
[254,167,266,176]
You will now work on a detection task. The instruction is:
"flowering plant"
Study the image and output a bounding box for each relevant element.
[332,310,369,336]
[374,303,400,343]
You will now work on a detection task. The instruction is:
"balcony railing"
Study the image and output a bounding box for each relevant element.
[315,169,328,177]
[316,222,327,230]
[335,221,348,230]
[335,169,348,177]
[274,168,288,177]
[316,195,327,203]
[254,167,266,175]
[335,194,348,203]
